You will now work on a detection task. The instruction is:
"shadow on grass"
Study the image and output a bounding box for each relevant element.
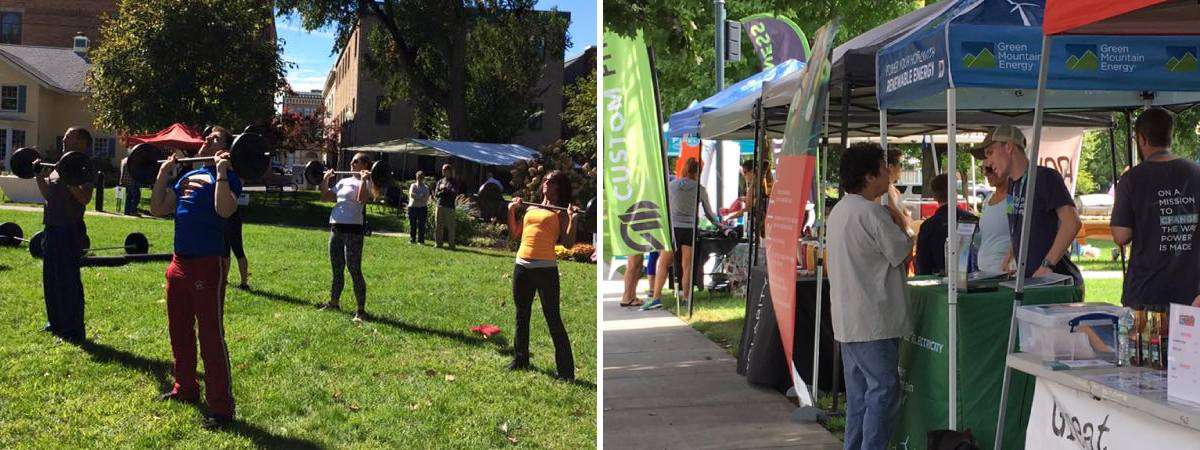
[244,288,508,352]
[74,340,327,449]
[523,366,596,390]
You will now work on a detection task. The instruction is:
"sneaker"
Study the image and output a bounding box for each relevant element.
[352,310,368,323]
[640,299,663,311]
[201,413,234,430]
[316,301,340,311]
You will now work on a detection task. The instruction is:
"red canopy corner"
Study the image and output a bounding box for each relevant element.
[122,123,205,152]
[1044,0,1198,36]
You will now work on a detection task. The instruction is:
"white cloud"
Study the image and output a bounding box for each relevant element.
[287,74,329,92]
[276,21,336,39]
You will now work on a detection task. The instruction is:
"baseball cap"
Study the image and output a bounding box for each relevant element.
[969,125,1026,159]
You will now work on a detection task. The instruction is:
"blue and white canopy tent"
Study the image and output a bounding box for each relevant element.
[343,138,539,189]
[991,0,1200,447]
[873,0,1200,436]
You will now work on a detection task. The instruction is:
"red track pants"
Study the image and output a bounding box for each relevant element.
[164,255,235,417]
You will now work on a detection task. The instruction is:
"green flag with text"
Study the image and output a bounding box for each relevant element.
[602,30,672,258]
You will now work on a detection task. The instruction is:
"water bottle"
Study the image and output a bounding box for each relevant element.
[1118,307,1134,366]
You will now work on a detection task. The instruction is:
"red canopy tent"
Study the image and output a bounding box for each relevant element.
[122,123,205,152]
[1044,0,1200,35]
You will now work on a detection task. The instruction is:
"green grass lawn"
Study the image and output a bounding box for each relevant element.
[0,209,595,448]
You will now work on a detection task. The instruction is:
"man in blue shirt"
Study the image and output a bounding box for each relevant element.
[150,125,242,429]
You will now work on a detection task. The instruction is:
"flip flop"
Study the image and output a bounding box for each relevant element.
[623,298,644,307]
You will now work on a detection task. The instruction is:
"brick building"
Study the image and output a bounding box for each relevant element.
[282,89,323,118]
[0,1,116,47]
[323,12,566,178]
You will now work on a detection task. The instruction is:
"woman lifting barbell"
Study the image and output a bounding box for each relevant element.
[506,170,580,381]
[315,152,380,323]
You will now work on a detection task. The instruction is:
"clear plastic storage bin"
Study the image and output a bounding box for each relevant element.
[1015,303,1123,363]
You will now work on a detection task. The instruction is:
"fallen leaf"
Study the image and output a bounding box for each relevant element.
[444,374,456,382]
[348,403,361,412]
[506,436,518,445]
[424,369,437,377]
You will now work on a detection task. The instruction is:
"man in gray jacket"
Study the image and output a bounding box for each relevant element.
[826,143,912,450]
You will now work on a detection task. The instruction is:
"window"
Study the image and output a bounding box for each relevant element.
[0,12,20,44]
[93,137,114,162]
[0,85,17,111]
[375,96,390,125]
[528,103,544,131]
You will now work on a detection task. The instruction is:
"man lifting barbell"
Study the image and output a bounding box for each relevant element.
[149,125,258,429]
[31,127,94,342]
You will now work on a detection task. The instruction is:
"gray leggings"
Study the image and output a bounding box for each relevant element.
[329,229,366,310]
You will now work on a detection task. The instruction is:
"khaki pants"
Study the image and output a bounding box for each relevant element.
[435,205,456,249]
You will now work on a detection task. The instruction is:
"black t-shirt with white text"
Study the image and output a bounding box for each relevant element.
[1111,158,1200,306]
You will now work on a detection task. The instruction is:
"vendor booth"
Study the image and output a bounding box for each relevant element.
[342,138,539,191]
[989,1,1200,448]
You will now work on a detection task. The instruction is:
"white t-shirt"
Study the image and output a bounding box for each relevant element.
[329,177,364,224]
[977,197,1011,274]
[826,193,913,342]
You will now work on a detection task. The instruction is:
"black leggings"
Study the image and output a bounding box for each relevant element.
[224,211,245,259]
[512,264,574,378]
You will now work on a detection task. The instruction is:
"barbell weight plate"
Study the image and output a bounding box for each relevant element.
[56,151,94,186]
[127,143,165,186]
[303,160,326,186]
[230,133,271,181]
[29,231,44,259]
[124,232,150,255]
[0,222,23,246]
[369,160,393,186]
[9,147,41,179]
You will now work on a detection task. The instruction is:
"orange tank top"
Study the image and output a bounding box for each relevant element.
[517,208,561,260]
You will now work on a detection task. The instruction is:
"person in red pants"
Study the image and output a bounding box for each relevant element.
[150,126,242,429]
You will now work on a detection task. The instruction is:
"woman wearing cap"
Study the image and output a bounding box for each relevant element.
[507,170,580,380]
[316,152,379,322]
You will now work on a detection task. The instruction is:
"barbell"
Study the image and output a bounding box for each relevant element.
[127,133,272,185]
[9,147,94,186]
[303,160,393,187]
[2,222,152,259]
[509,200,573,212]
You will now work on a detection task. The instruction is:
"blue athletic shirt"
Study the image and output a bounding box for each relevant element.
[173,166,243,257]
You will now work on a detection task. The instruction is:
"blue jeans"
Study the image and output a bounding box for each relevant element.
[123,183,140,215]
[841,338,900,450]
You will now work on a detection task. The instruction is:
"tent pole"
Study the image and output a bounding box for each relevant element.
[996,34,1052,450]
[946,88,959,432]
[747,98,763,306]
[810,80,835,406]
[829,77,851,414]
[1107,125,1127,274]
[1125,110,1135,168]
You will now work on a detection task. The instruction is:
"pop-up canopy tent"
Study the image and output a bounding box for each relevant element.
[343,138,539,190]
[992,1,1200,448]
[869,0,1200,444]
[122,123,204,152]
[667,59,804,138]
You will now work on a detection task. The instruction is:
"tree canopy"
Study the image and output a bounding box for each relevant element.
[276,0,569,143]
[87,0,285,134]
[562,71,596,161]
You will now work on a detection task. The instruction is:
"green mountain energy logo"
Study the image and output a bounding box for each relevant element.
[962,42,996,69]
[1167,47,1198,73]
[1065,44,1099,71]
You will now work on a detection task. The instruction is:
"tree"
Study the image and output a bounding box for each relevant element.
[270,106,333,157]
[562,71,596,161]
[604,0,921,115]
[87,0,286,134]
[277,0,569,142]
[1078,108,1200,194]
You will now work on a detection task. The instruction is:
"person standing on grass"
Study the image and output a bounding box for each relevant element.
[223,208,249,290]
[407,171,430,244]
[644,158,724,311]
[34,126,93,342]
[119,155,141,216]
[434,163,459,250]
[507,170,580,380]
[826,143,912,450]
[1111,107,1200,308]
[150,125,242,429]
[316,152,379,322]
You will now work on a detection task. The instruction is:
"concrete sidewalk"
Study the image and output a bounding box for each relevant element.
[602,280,840,450]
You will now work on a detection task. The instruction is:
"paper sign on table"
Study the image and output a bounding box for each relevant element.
[1168,303,1200,404]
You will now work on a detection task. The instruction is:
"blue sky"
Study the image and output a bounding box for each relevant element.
[277,0,597,92]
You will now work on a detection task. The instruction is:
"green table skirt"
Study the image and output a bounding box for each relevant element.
[889,280,1081,450]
